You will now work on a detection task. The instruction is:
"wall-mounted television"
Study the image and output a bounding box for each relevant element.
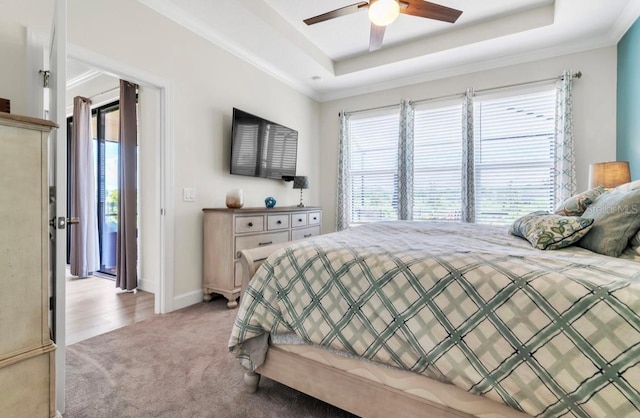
[230,108,298,180]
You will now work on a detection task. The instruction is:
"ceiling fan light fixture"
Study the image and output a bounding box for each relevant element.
[368,0,400,27]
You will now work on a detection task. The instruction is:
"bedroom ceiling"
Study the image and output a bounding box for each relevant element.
[133,0,639,101]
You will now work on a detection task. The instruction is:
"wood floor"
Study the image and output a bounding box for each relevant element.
[66,272,155,345]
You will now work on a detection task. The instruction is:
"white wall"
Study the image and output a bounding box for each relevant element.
[318,47,618,233]
[65,0,321,301]
[0,23,27,114]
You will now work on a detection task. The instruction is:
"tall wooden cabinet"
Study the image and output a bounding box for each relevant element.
[0,113,57,417]
[202,206,322,308]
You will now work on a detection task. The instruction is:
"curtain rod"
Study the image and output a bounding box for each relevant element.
[341,71,582,116]
[473,71,582,95]
[340,102,400,117]
[88,85,119,100]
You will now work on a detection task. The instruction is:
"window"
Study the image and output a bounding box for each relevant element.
[413,103,463,221]
[342,86,559,228]
[348,111,400,223]
[474,89,556,225]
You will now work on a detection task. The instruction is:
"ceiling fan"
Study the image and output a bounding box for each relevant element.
[304,0,463,52]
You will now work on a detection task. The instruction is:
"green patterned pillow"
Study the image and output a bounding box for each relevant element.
[509,211,594,250]
[554,186,605,216]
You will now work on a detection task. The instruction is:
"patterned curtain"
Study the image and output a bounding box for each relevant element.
[554,71,577,206]
[336,112,351,231]
[397,100,414,220]
[462,88,475,223]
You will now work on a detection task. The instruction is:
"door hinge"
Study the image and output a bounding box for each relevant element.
[39,70,50,88]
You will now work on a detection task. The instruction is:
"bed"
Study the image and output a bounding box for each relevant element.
[228,220,640,418]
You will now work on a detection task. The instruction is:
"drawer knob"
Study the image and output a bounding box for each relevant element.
[304,234,312,238]
[248,222,253,227]
[298,218,303,222]
[258,241,273,246]
[313,217,317,220]
[277,220,282,224]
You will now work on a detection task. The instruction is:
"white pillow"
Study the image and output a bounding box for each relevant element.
[610,179,640,194]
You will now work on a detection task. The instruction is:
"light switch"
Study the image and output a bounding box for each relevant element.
[183,187,196,202]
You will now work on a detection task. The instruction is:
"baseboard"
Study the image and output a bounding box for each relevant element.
[137,277,156,294]
[172,289,204,311]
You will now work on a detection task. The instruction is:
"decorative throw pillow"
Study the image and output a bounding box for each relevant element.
[554,186,605,216]
[578,188,640,257]
[509,211,594,250]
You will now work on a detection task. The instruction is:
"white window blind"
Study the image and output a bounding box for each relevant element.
[413,103,463,221]
[348,111,400,223]
[474,89,556,225]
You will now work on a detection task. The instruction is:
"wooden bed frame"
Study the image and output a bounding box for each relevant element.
[238,243,531,418]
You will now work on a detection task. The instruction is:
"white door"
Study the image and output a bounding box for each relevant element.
[49,0,68,414]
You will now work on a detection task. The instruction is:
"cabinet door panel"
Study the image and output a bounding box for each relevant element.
[0,127,45,356]
[235,231,289,259]
[267,214,289,230]
[235,216,264,233]
[292,226,321,241]
[291,213,308,228]
[308,211,322,226]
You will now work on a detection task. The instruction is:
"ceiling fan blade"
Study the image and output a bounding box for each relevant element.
[304,2,369,25]
[369,23,386,51]
[400,0,463,23]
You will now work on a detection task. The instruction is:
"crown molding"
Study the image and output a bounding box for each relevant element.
[136,0,321,101]
[607,0,640,43]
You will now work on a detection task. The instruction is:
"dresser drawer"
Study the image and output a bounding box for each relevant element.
[291,212,308,228]
[267,214,289,230]
[291,226,321,241]
[308,211,321,226]
[235,215,264,234]
[235,231,289,258]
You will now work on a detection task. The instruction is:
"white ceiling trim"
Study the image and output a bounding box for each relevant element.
[607,0,640,42]
[334,4,555,76]
[66,67,102,89]
[237,0,334,74]
[137,0,321,100]
[317,36,616,102]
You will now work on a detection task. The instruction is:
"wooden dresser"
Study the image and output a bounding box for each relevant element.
[0,113,57,417]
[202,206,322,308]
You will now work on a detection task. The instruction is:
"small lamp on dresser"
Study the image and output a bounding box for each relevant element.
[293,176,309,207]
[588,161,631,190]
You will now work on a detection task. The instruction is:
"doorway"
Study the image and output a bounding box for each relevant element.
[64,46,175,315]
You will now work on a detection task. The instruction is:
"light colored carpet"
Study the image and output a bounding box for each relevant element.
[65,298,355,418]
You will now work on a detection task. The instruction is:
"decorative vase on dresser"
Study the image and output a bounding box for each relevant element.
[0,113,58,417]
[202,206,322,308]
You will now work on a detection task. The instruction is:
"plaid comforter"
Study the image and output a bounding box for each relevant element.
[228,221,640,417]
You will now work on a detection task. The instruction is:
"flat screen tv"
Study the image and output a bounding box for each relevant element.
[230,108,298,180]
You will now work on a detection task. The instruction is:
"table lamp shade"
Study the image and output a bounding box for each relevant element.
[588,161,631,190]
[293,176,309,190]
